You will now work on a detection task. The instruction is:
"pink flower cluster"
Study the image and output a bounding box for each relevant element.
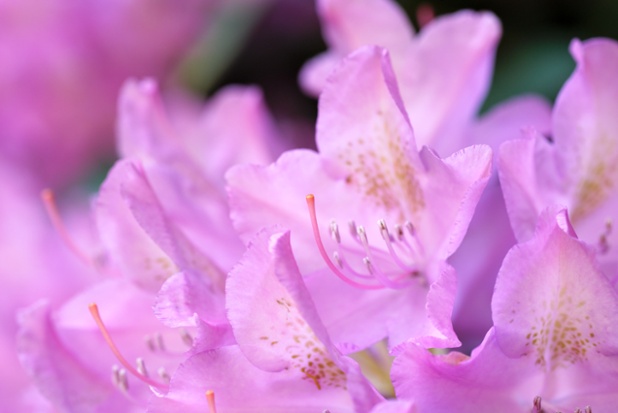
[3,0,618,412]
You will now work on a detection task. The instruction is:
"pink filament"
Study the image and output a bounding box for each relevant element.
[41,189,94,268]
[88,303,167,390]
[306,194,381,290]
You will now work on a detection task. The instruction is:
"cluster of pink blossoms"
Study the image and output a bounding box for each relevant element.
[4,0,618,412]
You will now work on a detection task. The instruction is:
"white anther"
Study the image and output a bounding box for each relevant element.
[362,257,374,274]
[156,333,165,351]
[330,221,341,243]
[378,219,391,240]
[404,221,416,236]
[136,357,148,377]
[158,367,171,383]
[112,365,120,386]
[333,251,344,269]
[394,224,404,240]
[348,221,357,239]
[180,329,193,347]
[145,335,156,352]
[118,368,129,391]
[357,225,368,244]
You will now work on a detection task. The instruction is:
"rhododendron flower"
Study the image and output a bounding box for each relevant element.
[18,280,196,412]
[300,0,554,349]
[0,163,99,411]
[392,209,618,412]
[149,229,382,412]
[228,46,492,351]
[114,79,282,274]
[15,77,284,410]
[500,38,618,275]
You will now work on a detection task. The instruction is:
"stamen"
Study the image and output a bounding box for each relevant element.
[180,329,194,347]
[333,251,374,280]
[378,219,418,272]
[363,254,413,290]
[158,367,171,383]
[206,390,218,413]
[532,396,543,413]
[401,221,424,257]
[416,3,435,28]
[145,335,157,352]
[136,357,149,377]
[88,303,167,389]
[348,221,358,241]
[358,226,414,289]
[330,221,341,243]
[112,365,121,387]
[306,194,381,290]
[41,189,94,267]
[118,368,129,391]
[156,333,166,351]
[394,224,405,240]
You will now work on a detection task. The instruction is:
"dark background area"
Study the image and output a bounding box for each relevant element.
[207,0,618,130]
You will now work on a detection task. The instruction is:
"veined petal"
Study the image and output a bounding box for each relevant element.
[392,331,536,413]
[148,345,376,413]
[318,0,413,55]
[316,45,424,222]
[95,159,180,291]
[493,209,618,365]
[17,301,119,413]
[468,94,552,155]
[553,39,618,221]
[117,79,171,159]
[227,229,343,374]
[498,133,566,242]
[227,148,358,274]
[299,0,413,95]
[223,229,382,410]
[419,144,492,258]
[398,11,501,153]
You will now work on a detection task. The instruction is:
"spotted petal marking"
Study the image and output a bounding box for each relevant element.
[494,211,618,371]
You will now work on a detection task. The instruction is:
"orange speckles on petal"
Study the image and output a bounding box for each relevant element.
[336,115,424,218]
[571,134,618,222]
[525,288,598,370]
[260,296,347,391]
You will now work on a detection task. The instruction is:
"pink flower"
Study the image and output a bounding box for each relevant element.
[499,38,618,274]
[301,0,555,349]
[392,209,618,412]
[0,163,97,410]
[149,229,382,412]
[16,76,282,410]
[228,46,492,351]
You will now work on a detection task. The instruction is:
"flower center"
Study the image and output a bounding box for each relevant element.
[306,194,424,290]
[88,303,168,391]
